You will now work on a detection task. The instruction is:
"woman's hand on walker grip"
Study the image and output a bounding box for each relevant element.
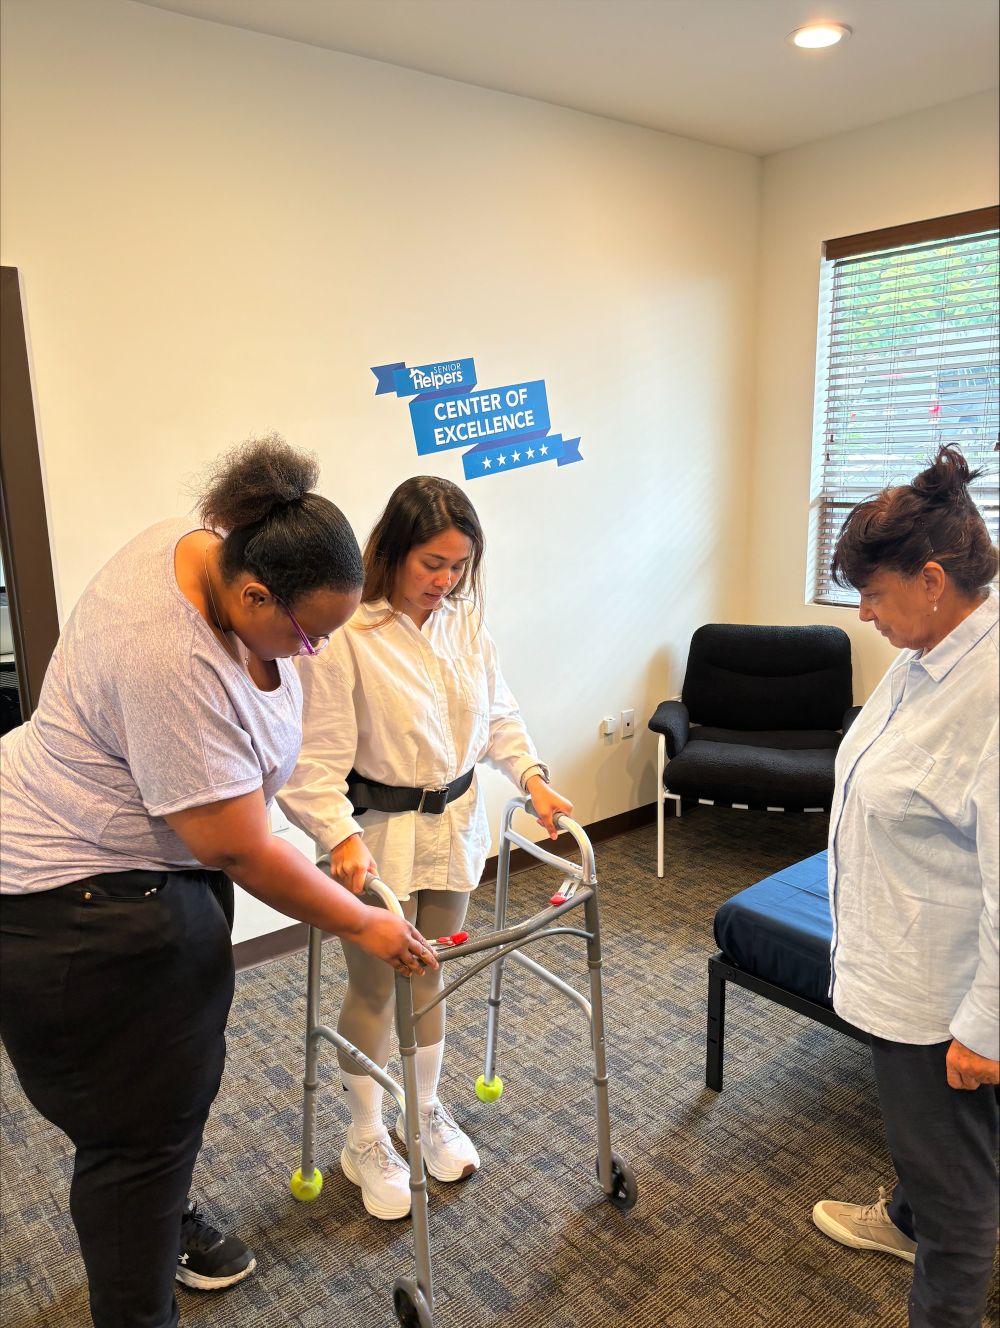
[526,775,573,840]
[330,833,378,894]
[355,909,439,975]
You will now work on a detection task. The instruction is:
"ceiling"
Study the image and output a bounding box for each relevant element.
[132,0,999,155]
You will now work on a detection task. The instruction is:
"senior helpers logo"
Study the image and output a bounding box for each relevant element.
[371,357,583,480]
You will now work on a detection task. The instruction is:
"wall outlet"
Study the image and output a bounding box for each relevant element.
[621,708,635,738]
[600,715,617,737]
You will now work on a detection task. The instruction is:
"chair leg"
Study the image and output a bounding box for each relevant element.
[706,957,726,1092]
[657,789,664,878]
[656,734,665,878]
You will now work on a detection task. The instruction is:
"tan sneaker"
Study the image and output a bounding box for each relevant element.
[812,1186,916,1263]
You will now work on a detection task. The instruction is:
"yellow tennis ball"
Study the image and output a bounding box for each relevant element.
[475,1074,504,1102]
[289,1168,324,1202]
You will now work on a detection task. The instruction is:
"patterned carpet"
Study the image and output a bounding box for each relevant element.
[2,807,997,1328]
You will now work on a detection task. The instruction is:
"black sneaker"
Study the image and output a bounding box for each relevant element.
[176,1199,256,1291]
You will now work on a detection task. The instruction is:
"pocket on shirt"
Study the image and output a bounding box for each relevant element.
[856,729,935,823]
[452,655,489,717]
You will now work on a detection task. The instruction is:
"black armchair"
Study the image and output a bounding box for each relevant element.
[648,624,859,877]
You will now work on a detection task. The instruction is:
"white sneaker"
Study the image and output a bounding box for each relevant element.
[340,1127,411,1220]
[397,1103,480,1182]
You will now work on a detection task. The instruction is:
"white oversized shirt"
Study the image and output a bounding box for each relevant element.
[828,593,999,1059]
[277,596,545,900]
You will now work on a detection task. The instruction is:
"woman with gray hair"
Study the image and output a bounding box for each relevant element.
[812,445,998,1328]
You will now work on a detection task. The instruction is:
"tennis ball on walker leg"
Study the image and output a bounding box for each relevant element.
[475,1074,504,1102]
[289,1168,324,1201]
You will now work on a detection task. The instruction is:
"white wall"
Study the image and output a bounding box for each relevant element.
[1,0,760,942]
[749,91,1000,700]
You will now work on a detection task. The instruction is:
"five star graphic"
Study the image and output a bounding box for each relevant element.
[474,438,568,474]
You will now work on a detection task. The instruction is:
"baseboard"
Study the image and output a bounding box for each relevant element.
[233,801,656,972]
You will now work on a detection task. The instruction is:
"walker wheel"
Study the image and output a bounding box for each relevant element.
[393,1276,433,1327]
[597,1152,638,1211]
[289,1167,324,1202]
[475,1073,504,1103]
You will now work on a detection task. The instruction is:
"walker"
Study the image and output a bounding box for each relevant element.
[288,796,638,1327]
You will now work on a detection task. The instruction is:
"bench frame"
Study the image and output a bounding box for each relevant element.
[706,952,870,1091]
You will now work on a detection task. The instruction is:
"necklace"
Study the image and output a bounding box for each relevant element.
[203,546,250,672]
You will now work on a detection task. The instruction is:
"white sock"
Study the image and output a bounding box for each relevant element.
[415,1041,445,1115]
[343,1070,386,1142]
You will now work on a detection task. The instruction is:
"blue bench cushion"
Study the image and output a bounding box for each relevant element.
[713,850,833,1007]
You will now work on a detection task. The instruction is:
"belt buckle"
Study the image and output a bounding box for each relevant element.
[417,784,451,815]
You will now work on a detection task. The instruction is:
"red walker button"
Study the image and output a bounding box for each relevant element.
[436,931,469,946]
[549,893,568,906]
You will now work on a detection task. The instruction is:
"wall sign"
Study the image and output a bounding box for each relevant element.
[372,356,582,480]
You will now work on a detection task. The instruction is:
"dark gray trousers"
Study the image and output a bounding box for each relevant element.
[872,1037,999,1328]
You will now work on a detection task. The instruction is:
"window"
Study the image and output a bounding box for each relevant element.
[807,207,999,606]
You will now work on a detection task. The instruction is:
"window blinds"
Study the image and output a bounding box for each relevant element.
[809,218,999,606]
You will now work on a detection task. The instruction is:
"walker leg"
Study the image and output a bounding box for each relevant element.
[585,891,637,1210]
[396,977,434,1316]
[480,832,513,1094]
[584,891,614,1193]
[290,927,325,1200]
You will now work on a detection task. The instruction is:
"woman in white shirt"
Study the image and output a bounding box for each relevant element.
[811,446,998,1328]
[279,475,571,1220]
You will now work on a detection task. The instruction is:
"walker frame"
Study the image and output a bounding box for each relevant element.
[289,796,637,1327]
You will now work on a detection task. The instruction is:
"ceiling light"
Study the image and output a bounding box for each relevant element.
[787,23,852,49]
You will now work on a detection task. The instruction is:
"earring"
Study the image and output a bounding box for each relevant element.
[932,601,938,613]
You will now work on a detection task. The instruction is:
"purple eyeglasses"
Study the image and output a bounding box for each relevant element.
[276,599,330,657]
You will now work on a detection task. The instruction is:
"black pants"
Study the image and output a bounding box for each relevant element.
[0,869,236,1328]
[871,1037,999,1328]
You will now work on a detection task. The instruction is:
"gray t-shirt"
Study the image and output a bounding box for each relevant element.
[0,519,302,893]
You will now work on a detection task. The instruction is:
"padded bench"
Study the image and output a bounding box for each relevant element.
[706,849,867,1090]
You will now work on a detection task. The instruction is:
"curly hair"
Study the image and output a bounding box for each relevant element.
[197,434,363,604]
[831,445,998,598]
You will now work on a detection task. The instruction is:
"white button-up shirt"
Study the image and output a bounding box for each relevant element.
[277,597,545,900]
[828,593,999,1060]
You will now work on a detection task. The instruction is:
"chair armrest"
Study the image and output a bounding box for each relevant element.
[648,700,690,758]
[842,705,863,737]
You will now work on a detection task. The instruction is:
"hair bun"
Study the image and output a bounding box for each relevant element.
[198,433,320,531]
[910,444,980,504]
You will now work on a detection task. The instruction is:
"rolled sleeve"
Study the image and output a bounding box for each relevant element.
[278,645,362,854]
[478,625,545,789]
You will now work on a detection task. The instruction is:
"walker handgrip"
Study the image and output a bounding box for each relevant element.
[363,872,405,918]
[524,803,565,831]
[508,797,595,883]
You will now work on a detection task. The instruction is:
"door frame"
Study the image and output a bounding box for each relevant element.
[0,265,60,717]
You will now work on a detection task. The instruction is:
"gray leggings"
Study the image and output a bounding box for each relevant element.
[338,889,471,1075]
